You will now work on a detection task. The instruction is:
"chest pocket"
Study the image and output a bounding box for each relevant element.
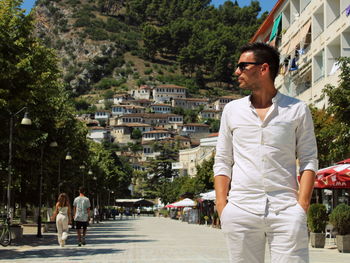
[263,121,295,147]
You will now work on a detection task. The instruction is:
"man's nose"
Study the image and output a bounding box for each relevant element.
[234,67,241,76]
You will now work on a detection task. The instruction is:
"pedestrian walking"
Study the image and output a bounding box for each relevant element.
[214,42,318,263]
[137,207,141,216]
[73,186,91,247]
[51,193,72,247]
[93,206,99,223]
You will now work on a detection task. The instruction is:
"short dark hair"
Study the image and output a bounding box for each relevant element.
[79,186,85,194]
[240,42,280,81]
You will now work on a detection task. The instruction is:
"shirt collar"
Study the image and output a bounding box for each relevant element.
[247,90,281,107]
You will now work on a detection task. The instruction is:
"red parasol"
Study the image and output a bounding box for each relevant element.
[315,164,350,189]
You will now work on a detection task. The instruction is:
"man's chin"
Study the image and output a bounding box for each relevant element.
[239,85,251,90]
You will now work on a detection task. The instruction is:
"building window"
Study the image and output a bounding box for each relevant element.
[313,49,325,83]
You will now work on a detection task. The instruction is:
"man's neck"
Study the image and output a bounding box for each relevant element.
[250,86,277,109]
[79,193,85,197]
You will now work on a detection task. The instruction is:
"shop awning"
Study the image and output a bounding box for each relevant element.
[269,14,282,42]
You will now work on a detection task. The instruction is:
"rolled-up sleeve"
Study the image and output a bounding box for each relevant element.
[296,104,318,173]
[213,105,234,178]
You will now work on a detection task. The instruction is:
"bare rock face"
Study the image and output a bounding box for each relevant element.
[32,0,132,95]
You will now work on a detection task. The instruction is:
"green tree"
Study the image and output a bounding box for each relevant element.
[314,57,350,164]
[142,24,159,59]
[131,129,142,140]
[144,142,178,200]
[194,155,214,193]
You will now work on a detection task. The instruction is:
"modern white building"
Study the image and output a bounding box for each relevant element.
[177,133,218,177]
[251,0,350,107]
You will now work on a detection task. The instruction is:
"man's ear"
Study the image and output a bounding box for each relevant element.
[260,63,269,75]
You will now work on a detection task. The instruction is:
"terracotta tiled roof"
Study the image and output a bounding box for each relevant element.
[201,110,221,113]
[113,93,129,98]
[112,105,145,109]
[208,132,219,137]
[151,104,172,107]
[174,135,191,141]
[181,123,210,127]
[157,84,187,89]
[173,98,209,102]
[112,123,151,128]
[218,95,242,100]
[121,113,180,118]
[143,130,171,134]
[89,126,106,130]
[191,139,200,146]
[131,99,152,103]
[139,85,151,90]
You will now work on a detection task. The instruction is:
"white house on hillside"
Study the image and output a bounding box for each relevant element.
[130,85,153,100]
[151,103,172,114]
[153,84,187,103]
[87,126,111,143]
[172,98,209,109]
[111,105,145,116]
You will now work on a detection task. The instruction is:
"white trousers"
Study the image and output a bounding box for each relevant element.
[56,213,69,245]
[220,202,309,263]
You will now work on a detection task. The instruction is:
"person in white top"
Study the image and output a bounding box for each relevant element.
[73,187,91,247]
[214,42,318,263]
[51,193,72,247]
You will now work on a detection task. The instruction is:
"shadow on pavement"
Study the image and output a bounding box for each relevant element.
[0,248,123,260]
[0,220,156,260]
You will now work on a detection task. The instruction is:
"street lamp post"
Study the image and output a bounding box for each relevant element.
[58,152,72,194]
[37,146,44,238]
[37,140,57,238]
[7,107,31,218]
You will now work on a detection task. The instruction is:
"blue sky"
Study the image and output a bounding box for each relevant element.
[211,0,276,14]
[21,0,277,14]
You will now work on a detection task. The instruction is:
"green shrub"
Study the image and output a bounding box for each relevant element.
[105,17,122,32]
[85,28,109,41]
[159,209,169,218]
[144,68,153,75]
[329,204,350,235]
[94,78,121,90]
[74,16,90,27]
[307,204,328,233]
[90,19,105,29]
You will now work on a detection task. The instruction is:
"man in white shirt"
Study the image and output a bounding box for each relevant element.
[214,42,318,263]
[73,187,91,247]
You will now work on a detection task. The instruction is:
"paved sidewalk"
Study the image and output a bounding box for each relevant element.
[0,217,349,262]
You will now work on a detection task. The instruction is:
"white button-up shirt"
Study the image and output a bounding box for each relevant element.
[213,92,318,214]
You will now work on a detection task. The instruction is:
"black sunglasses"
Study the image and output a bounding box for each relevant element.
[236,62,263,71]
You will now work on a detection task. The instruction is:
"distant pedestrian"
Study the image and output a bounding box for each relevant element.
[51,193,72,247]
[137,207,141,216]
[73,187,91,247]
[94,206,99,223]
[111,207,117,220]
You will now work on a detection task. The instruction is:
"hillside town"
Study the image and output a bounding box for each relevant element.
[81,84,241,177]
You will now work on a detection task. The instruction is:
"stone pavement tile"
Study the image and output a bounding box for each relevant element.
[0,217,350,262]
